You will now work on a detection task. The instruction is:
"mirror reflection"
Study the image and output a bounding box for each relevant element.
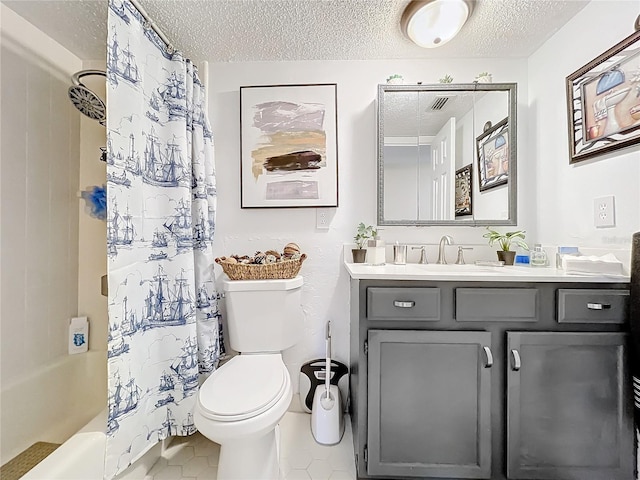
[378,83,517,226]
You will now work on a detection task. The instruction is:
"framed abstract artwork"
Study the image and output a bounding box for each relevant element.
[476,117,509,192]
[455,164,472,217]
[566,29,640,163]
[240,84,339,208]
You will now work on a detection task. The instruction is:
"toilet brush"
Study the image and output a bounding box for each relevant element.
[320,332,334,410]
[311,321,344,445]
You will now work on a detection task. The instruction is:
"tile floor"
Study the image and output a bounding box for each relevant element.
[144,412,357,480]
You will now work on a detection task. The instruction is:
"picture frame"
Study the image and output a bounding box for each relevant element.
[566,30,640,164]
[240,84,339,208]
[476,117,509,192]
[454,164,473,217]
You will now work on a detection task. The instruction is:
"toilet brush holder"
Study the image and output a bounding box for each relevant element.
[311,384,344,445]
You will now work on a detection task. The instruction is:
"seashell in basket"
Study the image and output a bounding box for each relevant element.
[266,249,281,260]
[254,252,267,264]
[265,254,277,264]
[225,256,238,264]
[283,242,301,258]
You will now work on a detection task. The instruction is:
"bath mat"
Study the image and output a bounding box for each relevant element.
[0,442,60,480]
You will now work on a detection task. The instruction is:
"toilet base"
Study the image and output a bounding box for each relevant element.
[217,429,279,480]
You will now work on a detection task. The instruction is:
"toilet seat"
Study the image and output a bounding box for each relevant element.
[198,355,289,422]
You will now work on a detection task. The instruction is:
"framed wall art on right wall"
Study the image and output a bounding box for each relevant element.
[566,29,640,163]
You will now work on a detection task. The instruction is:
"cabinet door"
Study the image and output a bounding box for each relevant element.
[367,330,492,478]
[506,332,633,480]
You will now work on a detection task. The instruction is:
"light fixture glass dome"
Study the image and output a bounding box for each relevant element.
[402,0,473,48]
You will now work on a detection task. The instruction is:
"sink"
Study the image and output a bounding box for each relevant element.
[408,263,502,273]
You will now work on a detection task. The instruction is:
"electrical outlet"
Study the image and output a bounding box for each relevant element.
[316,208,332,230]
[594,195,616,228]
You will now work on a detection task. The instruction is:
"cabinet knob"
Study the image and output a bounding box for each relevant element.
[393,300,415,308]
[510,349,521,371]
[483,346,493,368]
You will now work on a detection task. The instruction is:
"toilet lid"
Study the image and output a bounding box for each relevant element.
[198,355,289,422]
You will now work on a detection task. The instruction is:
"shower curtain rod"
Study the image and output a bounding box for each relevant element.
[126,0,210,111]
[129,0,174,52]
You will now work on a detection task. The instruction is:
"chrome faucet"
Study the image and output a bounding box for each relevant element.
[412,246,428,264]
[455,246,473,265]
[436,235,454,264]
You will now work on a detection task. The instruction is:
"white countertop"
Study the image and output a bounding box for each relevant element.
[344,262,630,283]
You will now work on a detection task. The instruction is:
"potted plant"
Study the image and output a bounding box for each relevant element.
[475,72,493,83]
[482,227,528,265]
[352,222,377,263]
[386,74,404,85]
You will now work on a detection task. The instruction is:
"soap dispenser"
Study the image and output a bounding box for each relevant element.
[530,244,547,267]
[367,236,386,266]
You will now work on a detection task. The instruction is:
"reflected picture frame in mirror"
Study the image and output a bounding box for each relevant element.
[476,117,509,192]
[377,83,517,226]
[455,164,473,217]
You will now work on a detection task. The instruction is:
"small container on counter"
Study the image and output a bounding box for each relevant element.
[367,237,386,266]
[514,247,530,265]
[393,242,407,265]
[530,244,548,267]
[556,246,580,269]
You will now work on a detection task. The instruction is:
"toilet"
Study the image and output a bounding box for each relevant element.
[194,276,303,480]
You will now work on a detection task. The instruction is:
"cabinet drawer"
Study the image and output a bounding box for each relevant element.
[557,289,629,324]
[456,288,538,322]
[367,287,440,321]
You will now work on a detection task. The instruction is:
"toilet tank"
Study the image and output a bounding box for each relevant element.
[223,276,303,353]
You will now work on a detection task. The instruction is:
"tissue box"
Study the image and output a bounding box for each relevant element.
[562,253,625,276]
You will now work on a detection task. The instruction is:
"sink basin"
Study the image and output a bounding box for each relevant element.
[408,263,502,273]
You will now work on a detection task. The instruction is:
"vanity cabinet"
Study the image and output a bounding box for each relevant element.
[506,332,632,479]
[367,330,492,478]
[349,280,632,480]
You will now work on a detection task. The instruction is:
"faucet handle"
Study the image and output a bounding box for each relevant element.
[412,246,428,264]
[455,246,473,265]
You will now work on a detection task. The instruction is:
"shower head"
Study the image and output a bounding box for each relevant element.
[68,70,107,125]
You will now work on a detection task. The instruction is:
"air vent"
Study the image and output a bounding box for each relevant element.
[431,96,450,110]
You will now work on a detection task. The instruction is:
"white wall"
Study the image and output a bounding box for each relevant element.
[207,58,529,392]
[529,0,640,252]
[77,60,108,352]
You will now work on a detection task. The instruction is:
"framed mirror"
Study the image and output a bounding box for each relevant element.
[378,83,517,226]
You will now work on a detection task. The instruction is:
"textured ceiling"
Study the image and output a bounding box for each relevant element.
[2,0,594,62]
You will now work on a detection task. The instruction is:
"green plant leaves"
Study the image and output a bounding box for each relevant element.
[482,227,528,252]
[354,222,377,249]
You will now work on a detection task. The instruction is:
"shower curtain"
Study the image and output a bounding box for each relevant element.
[105,1,222,477]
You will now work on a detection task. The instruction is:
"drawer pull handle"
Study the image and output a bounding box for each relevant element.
[511,349,521,371]
[483,346,493,368]
[393,300,415,308]
[587,303,611,310]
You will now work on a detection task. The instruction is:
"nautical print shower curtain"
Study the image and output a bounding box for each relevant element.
[105,1,222,478]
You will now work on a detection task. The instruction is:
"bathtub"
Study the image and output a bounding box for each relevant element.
[21,409,163,480]
[1,351,107,465]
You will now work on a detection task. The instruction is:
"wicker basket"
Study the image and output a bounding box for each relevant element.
[215,254,307,280]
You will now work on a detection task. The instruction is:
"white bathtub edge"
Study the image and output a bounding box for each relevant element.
[20,409,164,480]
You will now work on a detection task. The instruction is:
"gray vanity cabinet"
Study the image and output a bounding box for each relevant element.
[367,330,492,478]
[350,279,632,480]
[506,331,633,480]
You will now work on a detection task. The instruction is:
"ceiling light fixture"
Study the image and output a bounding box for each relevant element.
[401,0,474,49]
